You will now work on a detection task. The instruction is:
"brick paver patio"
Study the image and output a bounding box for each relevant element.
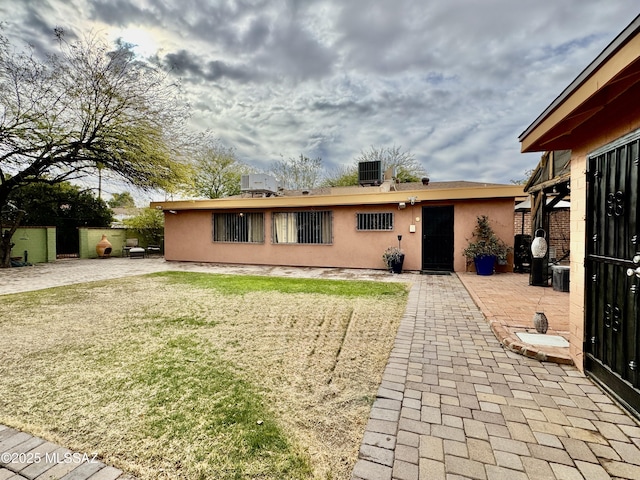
[352,274,640,480]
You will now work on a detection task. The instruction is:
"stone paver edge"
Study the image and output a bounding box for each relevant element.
[351,281,422,480]
[488,318,574,365]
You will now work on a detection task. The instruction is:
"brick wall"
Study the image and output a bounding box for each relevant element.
[548,209,570,263]
[514,211,531,237]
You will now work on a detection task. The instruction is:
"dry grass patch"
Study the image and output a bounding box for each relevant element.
[0,272,408,479]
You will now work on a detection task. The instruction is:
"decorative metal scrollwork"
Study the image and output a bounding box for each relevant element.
[607,193,614,216]
[606,191,625,217]
[606,191,625,216]
[615,191,625,216]
[604,304,612,328]
[612,306,621,333]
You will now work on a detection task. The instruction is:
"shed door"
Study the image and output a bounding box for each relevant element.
[586,134,640,417]
[422,206,454,271]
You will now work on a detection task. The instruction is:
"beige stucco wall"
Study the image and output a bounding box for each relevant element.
[570,155,587,370]
[163,198,515,272]
[454,199,515,273]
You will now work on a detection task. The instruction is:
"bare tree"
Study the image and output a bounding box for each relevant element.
[0,28,190,266]
[355,145,427,183]
[510,169,536,185]
[271,154,323,190]
[191,133,253,199]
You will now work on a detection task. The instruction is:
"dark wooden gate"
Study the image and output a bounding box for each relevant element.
[56,226,79,258]
[422,205,454,272]
[586,133,640,417]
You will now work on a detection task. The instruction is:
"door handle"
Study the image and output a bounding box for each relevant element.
[634,254,640,265]
[627,267,640,278]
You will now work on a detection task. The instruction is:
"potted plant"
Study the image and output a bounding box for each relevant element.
[383,246,405,274]
[463,215,512,275]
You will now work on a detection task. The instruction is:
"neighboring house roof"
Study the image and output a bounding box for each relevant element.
[519,14,640,152]
[395,180,511,191]
[151,181,524,212]
[277,180,511,197]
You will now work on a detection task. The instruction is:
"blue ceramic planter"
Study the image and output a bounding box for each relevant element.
[474,255,496,275]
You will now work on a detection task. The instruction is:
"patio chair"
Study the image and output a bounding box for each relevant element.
[146,244,162,256]
[123,238,138,257]
[129,247,146,259]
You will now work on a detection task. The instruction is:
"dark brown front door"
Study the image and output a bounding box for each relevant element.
[585,132,640,417]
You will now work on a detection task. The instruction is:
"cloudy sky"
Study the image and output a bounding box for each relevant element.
[2,1,637,200]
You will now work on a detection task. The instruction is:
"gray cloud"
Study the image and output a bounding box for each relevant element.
[89,0,164,26]
[3,0,636,190]
[163,50,258,83]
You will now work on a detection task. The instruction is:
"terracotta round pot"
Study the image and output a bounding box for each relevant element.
[96,234,112,258]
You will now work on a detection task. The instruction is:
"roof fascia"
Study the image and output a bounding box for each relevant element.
[151,186,525,211]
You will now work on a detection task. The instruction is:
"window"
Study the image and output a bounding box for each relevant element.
[212,212,264,243]
[272,211,332,244]
[356,212,394,231]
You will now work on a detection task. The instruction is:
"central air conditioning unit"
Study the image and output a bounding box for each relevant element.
[241,174,279,194]
[358,160,382,186]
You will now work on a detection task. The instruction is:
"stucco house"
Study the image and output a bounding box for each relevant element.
[519,14,640,417]
[152,180,523,273]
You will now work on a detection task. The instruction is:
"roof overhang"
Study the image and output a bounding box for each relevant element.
[151,185,525,212]
[519,15,640,153]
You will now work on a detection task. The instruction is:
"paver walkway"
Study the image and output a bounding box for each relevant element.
[352,274,640,480]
